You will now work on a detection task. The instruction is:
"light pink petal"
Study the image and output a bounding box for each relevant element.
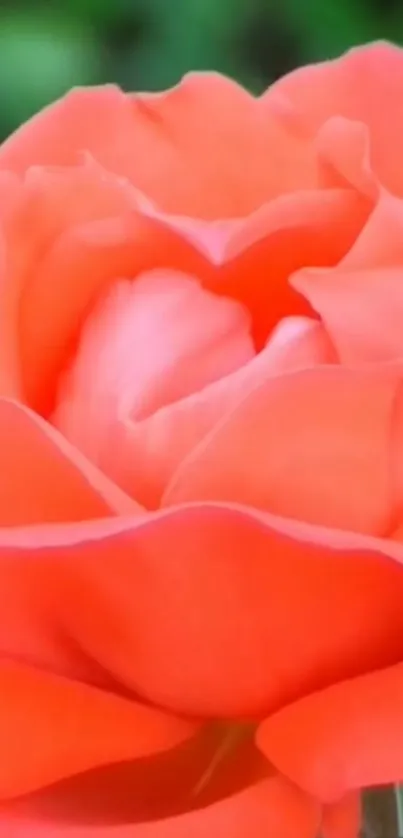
[126,315,333,506]
[57,311,332,508]
[262,315,337,371]
[53,271,254,504]
[56,269,254,419]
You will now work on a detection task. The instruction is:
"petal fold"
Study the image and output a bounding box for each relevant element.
[0,659,196,797]
[0,398,138,524]
[258,662,403,801]
[165,367,400,537]
[0,777,319,838]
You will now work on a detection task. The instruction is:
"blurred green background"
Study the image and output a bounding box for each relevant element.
[0,0,400,139]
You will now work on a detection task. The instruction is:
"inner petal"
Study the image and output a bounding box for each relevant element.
[53,270,254,489]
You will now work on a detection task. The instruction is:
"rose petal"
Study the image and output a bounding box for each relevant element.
[0,732,267,825]
[322,794,361,838]
[0,172,24,399]
[164,366,400,537]
[10,164,368,413]
[0,777,320,838]
[268,41,403,195]
[0,398,138,524]
[2,506,403,718]
[93,315,332,507]
[0,87,137,177]
[56,312,331,509]
[53,271,254,496]
[0,77,318,219]
[292,192,403,363]
[127,73,319,217]
[315,117,375,197]
[262,316,337,371]
[258,662,403,801]
[0,659,196,797]
[8,161,205,414]
[130,186,370,348]
[211,187,370,346]
[6,159,137,412]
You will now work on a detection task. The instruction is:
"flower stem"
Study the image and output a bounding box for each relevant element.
[362,788,399,838]
[395,786,403,838]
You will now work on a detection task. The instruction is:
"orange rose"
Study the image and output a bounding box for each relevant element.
[1,41,403,837]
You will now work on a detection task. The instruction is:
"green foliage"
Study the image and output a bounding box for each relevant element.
[0,0,401,138]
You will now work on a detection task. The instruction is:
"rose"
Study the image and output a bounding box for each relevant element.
[1,40,403,837]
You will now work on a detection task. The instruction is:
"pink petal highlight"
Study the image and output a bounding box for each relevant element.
[53,271,254,504]
[262,316,337,371]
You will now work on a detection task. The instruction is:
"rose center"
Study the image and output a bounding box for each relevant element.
[52,270,254,505]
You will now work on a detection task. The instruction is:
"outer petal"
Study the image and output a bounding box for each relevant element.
[268,41,403,195]
[258,662,403,801]
[0,87,138,178]
[0,77,319,219]
[292,192,403,364]
[0,659,196,797]
[0,172,23,399]
[126,73,318,218]
[0,398,138,524]
[164,366,401,537]
[0,777,320,838]
[0,729,268,825]
[3,506,403,717]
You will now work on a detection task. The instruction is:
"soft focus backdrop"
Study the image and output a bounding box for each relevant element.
[0,0,399,138]
[1,4,403,838]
